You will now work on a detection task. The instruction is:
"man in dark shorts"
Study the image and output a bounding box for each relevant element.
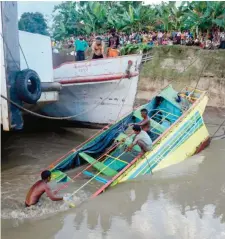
[108,29,120,57]
[74,35,88,61]
[91,37,105,59]
[25,170,63,207]
[131,108,151,135]
[108,29,120,49]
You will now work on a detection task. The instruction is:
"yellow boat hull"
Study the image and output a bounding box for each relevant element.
[111,94,209,185]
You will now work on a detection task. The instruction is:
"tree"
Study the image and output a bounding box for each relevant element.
[18,12,49,36]
[182,1,225,35]
[51,1,225,40]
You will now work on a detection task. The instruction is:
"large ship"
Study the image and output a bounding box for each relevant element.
[41,54,142,124]
[0,1,60,131]
[0,1,143,130]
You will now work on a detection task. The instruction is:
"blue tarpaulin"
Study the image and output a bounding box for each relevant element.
[54,113,133,171]
[53,89,183,172]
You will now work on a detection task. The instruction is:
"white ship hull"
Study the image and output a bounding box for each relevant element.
[41,54,142,124]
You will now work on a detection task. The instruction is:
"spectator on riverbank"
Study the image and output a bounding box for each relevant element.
[53,28,225,56]
[91,37,105,59]
[108,29,120,57]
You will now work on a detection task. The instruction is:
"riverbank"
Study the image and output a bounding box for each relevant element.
[136,46,225,108]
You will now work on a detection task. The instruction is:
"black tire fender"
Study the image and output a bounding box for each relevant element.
[16,69,42,104]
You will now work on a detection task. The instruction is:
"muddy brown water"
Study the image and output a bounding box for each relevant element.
[1,107,225,239]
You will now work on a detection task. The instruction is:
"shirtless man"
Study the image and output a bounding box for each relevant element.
[91,37,105,59]
[131,109,151,136]
[25,170,63,207]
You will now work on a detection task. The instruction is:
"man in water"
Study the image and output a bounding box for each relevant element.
[25,170,63,207]
[126,125,152,156]
[91,37,105,59]
[74,35,88,61]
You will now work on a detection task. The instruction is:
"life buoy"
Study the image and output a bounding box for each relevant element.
[16,69,42,104]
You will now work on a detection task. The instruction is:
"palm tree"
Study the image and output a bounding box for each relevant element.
[183,1,225,36]
[51,1,225,40]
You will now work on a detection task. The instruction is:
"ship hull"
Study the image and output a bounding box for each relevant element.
[41,54,143,124]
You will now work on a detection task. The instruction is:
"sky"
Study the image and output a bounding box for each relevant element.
[18,1,61,19]
[18,1,61,27]
[17,0,171,19]
[17,0,175,26]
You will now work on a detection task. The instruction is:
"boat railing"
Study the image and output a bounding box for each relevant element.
[105,154,129,165]
[62,107,201,195]
[180,86,205,100]
[139,112,200,175]
[150,109,179,120]
[155,112,199,162]
[70,152,127,196]
[108,110,200,179]
[149,109,180,132]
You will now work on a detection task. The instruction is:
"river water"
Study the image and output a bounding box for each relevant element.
[1,107,225,239]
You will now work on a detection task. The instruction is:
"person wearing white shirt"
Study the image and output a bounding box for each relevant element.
[126,125,152,156]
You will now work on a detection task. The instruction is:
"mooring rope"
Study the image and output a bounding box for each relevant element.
[211,118,225,139]
[0,72,127,120]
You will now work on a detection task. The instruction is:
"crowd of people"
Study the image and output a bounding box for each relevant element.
[52,28,225,61]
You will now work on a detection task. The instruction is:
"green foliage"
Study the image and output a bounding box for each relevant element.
[18,12,49,36]
[51,1,225,40]
[120,43,152,55]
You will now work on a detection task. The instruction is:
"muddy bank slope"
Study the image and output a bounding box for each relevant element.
[136,46,225,108]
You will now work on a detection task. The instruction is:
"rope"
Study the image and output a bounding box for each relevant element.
[193,54,212,92]
[0,74,126,120]
[211,118,225,139]
[19,43,29,69]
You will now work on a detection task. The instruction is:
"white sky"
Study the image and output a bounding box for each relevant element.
[18,1,61,18]
[18,1,61,27]
[17,0,171,18]
[17,0,176,26]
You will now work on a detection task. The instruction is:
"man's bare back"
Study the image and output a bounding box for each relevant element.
[25,170,62,207]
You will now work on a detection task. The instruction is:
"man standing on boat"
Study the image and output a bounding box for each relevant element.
[126,125,152,156]
[74,35,89,61]
[131,109,151,136]
[25,170,63,207]
[91,37,106,59]
[108,29,120,57]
